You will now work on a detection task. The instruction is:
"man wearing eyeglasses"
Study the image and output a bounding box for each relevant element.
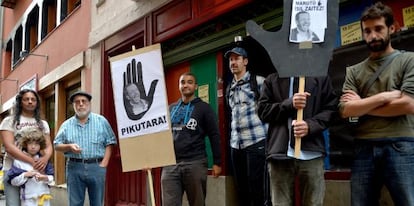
[54,91,117,206]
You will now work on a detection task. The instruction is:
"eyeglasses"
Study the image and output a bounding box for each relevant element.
[73,99,90,105]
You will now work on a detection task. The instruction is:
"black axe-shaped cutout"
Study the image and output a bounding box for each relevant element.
[246,0,339,78]
[246,0,339,157]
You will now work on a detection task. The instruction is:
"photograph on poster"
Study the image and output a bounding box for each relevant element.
[289,0,327,43]
[123,61,154,120]
[110,47,169,139]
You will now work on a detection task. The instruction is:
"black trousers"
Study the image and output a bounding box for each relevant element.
[231,139,267,206]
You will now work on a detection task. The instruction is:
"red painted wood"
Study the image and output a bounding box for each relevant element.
[152,0,252,43]
[103,27,150,206]
[165,62,190,104]
[325,170,351,180]
[153,0,192,38]
[215,51,229,175]
[382,0,414,30]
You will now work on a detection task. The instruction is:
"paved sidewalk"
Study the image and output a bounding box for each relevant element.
[0,194,5,206]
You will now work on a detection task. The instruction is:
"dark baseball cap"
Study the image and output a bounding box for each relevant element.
[224,47,248,58]
[69,91,92,103]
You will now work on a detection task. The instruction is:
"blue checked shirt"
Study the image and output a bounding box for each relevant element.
[229,72,268,149]
[54,112,117,159]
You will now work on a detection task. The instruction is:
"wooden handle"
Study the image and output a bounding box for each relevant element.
[294,76,305,158]
[147,169,156,206]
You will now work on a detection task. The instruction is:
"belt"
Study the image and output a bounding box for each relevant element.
[68,157,103,164]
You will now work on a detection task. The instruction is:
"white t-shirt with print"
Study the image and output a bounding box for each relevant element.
[0,116,50,170]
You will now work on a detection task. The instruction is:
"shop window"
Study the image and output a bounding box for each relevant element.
[41,0,57,40]
[12,26,23,66]
[25,6,39,52]
[60,0,81,22]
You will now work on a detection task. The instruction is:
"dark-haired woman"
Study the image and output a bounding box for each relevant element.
[0,89,52,206]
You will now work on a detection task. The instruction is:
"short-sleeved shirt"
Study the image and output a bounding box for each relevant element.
[54,112,117,159]
[340,51,414,139]
[0,116,50,170]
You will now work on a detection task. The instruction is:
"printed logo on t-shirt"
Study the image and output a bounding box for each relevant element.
[186,118,197,130]
[15,121,41,130]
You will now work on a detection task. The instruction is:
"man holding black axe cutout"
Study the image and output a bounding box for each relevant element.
[257,73,337,206]
[247,0,339,205]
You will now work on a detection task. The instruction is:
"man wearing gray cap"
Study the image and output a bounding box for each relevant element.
[54,91,116,206]
[225,47,268,206]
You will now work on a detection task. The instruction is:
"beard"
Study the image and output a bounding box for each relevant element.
[76,110,90,119]
[366,36,390,52]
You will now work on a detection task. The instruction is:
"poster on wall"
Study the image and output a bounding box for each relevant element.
[340,21,362,46]
[198,84,209,103]
[109,44,176,172]
[403,5,414,28]
[289,0,327,43]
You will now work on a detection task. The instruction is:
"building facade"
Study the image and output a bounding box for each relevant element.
[0,0,413,205]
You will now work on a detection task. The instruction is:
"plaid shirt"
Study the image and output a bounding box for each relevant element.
[54,112,117,159]
[229,72,268,149]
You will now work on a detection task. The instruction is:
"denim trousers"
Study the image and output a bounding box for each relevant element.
[66,161,107,206]
[3,171,21,206]
[161,159,208,206]
[351,140,414,206]
[268,157,325,206]
[231,140,266,206]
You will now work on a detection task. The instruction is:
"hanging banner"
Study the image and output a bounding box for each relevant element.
[109,44,176,172]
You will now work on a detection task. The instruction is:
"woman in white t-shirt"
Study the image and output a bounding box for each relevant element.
[0,89,52,206]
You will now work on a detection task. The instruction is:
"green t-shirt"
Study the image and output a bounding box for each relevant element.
[340,50,414,139]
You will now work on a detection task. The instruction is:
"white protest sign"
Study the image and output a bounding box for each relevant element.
[109,44,175,172]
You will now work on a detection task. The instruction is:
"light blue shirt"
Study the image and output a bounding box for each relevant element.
[54,112,116,159]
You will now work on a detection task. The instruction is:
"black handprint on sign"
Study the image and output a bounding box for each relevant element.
[123,59,159,120]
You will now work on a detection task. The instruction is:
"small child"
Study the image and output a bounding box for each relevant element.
[7,128,54,206]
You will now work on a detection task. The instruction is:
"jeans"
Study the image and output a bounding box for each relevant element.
[66,161,107,206]
[268,157,325,206]
[351,140,414,206]
[3,171,21,206]
[161,159,208,206]
[231,140,266,206]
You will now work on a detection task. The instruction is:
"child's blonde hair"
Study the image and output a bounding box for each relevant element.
[18,128,46,151]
